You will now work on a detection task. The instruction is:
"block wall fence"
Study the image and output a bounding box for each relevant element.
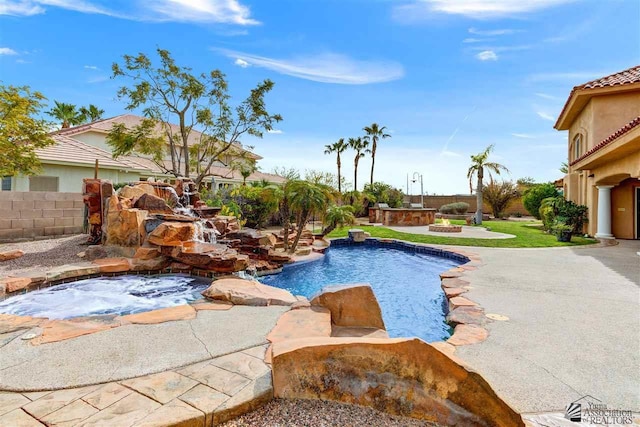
[0,192,85,242]
[406,195,528,216]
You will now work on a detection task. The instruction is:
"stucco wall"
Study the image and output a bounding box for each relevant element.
[12,164,141,193]
[0,192,85,242]
[569,100,594,159]
[591,91,640,144]
[611,178,639,239]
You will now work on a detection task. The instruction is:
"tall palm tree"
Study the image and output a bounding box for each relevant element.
[47,101,84,129]
[324,138,348,193]
[363,123,391,185]
[287,180,332,253]
[348,137,368,192]
[79,104,105,123]
[467,144,509,225]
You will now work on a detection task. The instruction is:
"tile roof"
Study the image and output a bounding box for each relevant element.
[570,115,640,166]
[577,65,640,90]
[37,135,150,171]
[555,65,640,129]
[55,114,262,160]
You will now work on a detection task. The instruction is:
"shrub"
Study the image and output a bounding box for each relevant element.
[522,183,560,219]
[539,196,588,234]
[439,202,470,215]
[482,180,520,219]
[229,186,279,229]
[363,182,404,208]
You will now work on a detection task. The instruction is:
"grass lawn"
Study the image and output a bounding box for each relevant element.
[327,219,597,248]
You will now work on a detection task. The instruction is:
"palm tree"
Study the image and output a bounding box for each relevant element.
[324,138,348,193]
[348,137,368,192]
[287,180,332,253]
[467,144,509,225]
[363,123,391,185]
[321,205,355,237]
[79,104,105,123]
[47,101,85,129]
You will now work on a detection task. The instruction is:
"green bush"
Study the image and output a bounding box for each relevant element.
[363,182,404,208]
[522,183,559,219]
[482,180,520,218]
[439,202,470,215]
[539,196,588,234]
[229,186,279,229]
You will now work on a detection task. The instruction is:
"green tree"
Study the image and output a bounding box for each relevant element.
[482,179,520,218]
[323,138,348,193]
[47,101,85,128]
[108,48,281,186]
[287,180,332,253]
[230,160,257,185]
[79,104,105,123]
[348,137,368,192]
[522,183,560,219]
[0,85,55,176]
[363,123,391,185]
[363,182,404,208]
[559,162,569,174]
[321,204,355,236]
[467,144,509,224]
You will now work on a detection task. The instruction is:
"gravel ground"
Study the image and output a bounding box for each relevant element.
[221,399,440,427]
[0,235,87,277]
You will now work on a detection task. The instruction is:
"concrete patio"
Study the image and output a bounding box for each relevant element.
[389,224,516,239]
[451,240,640,415]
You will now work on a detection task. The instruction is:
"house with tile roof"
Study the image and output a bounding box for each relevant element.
[555,65,640,239]
[3,114,284,193]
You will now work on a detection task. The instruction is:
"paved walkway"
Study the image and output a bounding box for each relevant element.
[452,240,640,414]
[389,225,515,239]
[0,306,288,391]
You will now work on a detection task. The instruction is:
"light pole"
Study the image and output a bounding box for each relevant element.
[412,172,424,208]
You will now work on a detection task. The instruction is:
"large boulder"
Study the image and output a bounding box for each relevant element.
[105,196,148,247]
[310,283,385,330]
[147,222,196,247]
[118,183,156,201]
[162,243,249,273]
[272,337,524,427]
[133,193,173,214]
[202,277,297,306]
[225,229,276,247]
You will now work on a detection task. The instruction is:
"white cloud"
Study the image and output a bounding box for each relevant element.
[0,0,44,15]
[511,133,536,139]
[267,129,283,134]
[0,47,18,55]
[440,150,461,157]
[394,0,577,20]
[15,58,29,63]
[463,37,492,43]
[537,111,556,121]
[146,0,258,25]
[535,92,562,100]
[0,0,258,25]
[468,27,518,36]
[234,58,249,68]
[476,50,498,61]
[215,49,405,85]
[84,64,99,70]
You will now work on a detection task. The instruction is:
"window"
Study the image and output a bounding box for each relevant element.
[573,134,582,160]
[29,176,59,192]
[1,176,11,191]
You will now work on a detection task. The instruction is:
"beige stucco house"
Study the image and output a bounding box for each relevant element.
[555,65,640,240]
[3,114,284,193]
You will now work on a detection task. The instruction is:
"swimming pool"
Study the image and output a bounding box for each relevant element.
[0,274,211,320]
[260,243,462,342]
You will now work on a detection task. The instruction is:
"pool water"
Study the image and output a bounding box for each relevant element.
[260,245,460,342]
[0,274,211,320]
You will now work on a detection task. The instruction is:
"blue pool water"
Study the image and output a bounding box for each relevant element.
[260,245,461,342]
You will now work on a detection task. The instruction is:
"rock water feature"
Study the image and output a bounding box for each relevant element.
[82,178,295,275]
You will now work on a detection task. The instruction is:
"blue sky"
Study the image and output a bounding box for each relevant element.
[1,0,639,194]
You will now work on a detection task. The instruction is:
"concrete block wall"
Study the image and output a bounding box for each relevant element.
[406,195,528,216]
[0,192,85,242]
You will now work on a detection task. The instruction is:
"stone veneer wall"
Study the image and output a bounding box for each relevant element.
[0,192,85,242]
